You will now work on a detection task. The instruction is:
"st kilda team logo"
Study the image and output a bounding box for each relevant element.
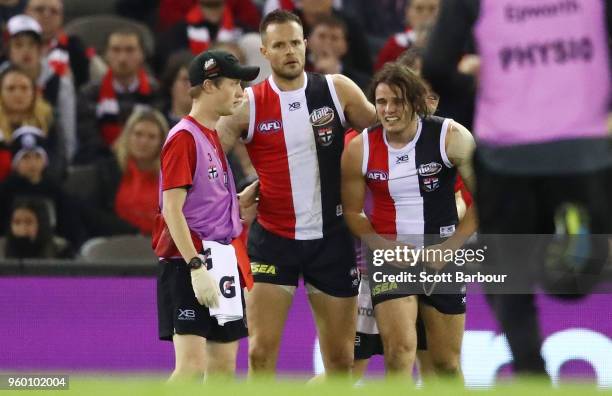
[310,106,335,147]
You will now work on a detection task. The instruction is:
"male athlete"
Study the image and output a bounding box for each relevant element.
[342,63,477,378]
[351,76,472,379]
[217,9,377,376]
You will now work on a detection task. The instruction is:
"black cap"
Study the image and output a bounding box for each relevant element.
[189,50,260,87]
[10,126,48,168]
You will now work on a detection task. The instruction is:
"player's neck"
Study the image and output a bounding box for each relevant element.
[272,72,305,92]
[385,117,419,148]
[189,100,220,131]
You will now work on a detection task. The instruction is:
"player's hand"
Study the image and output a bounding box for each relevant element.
[458,54,481,76]
[190,267,220,308]
[238,179,259,207]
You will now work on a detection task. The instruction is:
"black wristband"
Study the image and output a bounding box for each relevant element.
[187,256,203,270]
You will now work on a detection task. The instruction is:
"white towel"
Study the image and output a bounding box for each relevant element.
[356,277,379,334]
[202,240,243,326]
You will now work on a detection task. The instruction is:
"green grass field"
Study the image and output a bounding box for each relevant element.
[2,376,607,396]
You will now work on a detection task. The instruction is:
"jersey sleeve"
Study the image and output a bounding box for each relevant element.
[160,130,197,191]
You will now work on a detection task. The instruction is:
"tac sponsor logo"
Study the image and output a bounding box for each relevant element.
[418,162,443,176]
[316,127,334,146]
[357,306,374,317]
[309,106,335,127]
[178,309,195,320]
[251,263,277,275]
[422,176,440,192]
[289,101,301,111]
[258,120,282,133]
[396,154,410,164]
[366,170,388,181]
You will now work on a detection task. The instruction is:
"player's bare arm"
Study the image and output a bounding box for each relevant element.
[162,188,199,262]
[341,134,394,252]
[217,96,257,177]
[444,121,477,251]
[331,74,377,131]
[217,96,250,153]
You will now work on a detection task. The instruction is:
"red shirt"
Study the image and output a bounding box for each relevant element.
[454,175,473,207]
[0,148,11,181]
[114,159,159,235]
[375,29,416,71]
[152,128,203,258]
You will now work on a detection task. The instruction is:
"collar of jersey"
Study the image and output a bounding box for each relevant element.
[268,72,308,95]
[383,117,422,153]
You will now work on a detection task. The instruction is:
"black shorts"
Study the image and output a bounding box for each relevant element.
[474,153,612,295]
[247,220,359,297]
[369,262,467,315]
[354,317,428,360]
[157,258,248,342]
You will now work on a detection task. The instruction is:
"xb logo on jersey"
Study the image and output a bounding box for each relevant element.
[258,120,282,133]
[366,170,389,181]
[396,154,410,164]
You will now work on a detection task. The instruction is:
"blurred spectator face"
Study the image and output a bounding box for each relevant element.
[15,150,46,182]
[172,67,192,111]
[199,0,225,23]
[105,33,144,80]
[309,23,347,58]
[9,33,42,73]
[375,82,413,134]
[261,21,306,80]
[11,207,38,240]
[127,120,164,163]
[26,0,63,42]
[425,89,439,113]
[301,0,333,15]
[406,0,439,31]
[1,71,35,114]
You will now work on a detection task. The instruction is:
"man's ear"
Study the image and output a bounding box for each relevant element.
[202,79,215,94]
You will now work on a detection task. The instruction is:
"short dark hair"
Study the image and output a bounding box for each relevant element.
[396,47,424,72]
[259,9,303,38]
[104,27,144,53]
[369,62,431,119]
[310,14,347,38]
[161,50,193,98]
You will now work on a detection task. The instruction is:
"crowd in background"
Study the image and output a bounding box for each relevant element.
[0,0,475,260]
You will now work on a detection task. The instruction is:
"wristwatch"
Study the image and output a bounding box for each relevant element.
[187,256,204,270]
